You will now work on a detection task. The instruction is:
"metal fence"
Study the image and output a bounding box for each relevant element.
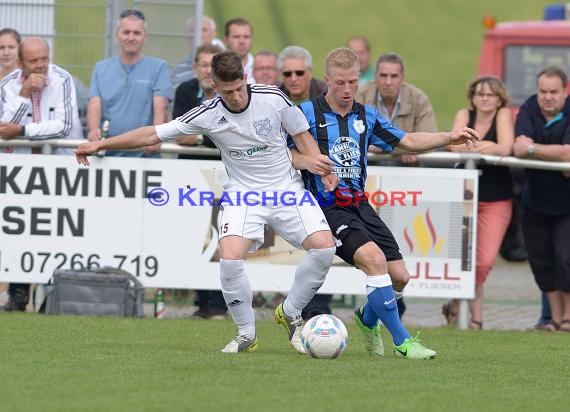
[1,139,569,173]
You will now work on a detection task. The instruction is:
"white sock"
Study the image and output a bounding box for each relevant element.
[283,246,335,317]
[393,289,404,300]
[365,274,392,294]
[219,259,255,338]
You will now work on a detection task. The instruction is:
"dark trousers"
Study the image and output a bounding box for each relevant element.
[194,290,227,311]
[521,206,570,292]
[500,168,527,261]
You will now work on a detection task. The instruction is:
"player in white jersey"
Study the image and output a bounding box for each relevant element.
[173,85,312,192]
[76,51,338,354]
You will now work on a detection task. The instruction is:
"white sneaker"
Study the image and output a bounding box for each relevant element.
[220,335,258,353]
[275,303,306,354]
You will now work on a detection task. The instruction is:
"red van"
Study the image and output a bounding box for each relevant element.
[477,17,570,109]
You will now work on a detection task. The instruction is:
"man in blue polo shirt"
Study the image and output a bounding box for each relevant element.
[86,9,171,158]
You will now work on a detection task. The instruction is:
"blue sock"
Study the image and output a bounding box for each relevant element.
[367,286,411,346]
[362,303,378,327]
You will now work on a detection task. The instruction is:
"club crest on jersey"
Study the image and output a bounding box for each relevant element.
[254,118,272,136]
[330,136,361,178]
[353,119,365,134]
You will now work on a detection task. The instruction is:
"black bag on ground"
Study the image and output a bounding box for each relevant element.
[42,266,145,317]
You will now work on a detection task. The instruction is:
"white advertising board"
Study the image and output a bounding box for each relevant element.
[0,155,477,298]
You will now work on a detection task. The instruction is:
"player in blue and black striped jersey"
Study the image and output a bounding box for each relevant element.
[290,47,480,359]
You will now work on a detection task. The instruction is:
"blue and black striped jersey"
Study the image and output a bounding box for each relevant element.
[291,94,405,198]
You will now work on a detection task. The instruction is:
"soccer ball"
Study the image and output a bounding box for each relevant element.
[301,314,349,359]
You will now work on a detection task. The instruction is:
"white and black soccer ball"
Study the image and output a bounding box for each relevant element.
[301,314,349,359]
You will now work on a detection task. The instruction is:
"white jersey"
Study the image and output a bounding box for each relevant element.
[156,84,309,191]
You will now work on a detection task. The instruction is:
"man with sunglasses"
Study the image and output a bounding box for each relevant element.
[76,51,338,354]
[278,45,327,105]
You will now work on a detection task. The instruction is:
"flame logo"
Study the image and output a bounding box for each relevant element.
[403,209,445,256]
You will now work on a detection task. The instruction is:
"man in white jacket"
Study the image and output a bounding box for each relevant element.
[0,36,82,155]
[0,36,82,311]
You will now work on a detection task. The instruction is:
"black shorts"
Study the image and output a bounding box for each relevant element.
[322,200,402,266]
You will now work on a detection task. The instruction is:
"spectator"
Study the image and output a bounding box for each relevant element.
[86,9,171,158]
[252,50,279,86]
[346,35,374,86]
[76,50,338,354]
[224,18,255,83]
[0,28,20,80]
[442,76,514,329]
[171,15,224,92]
[290,47,478,359]
[278,45,326,105]
[173,42,223,121]
[0,36,82,311]
[356,52,438,318]
[513,65,570,332]
[277,45,329,319]
[173,42,227,319]
[2,28,87,136]
[0,27,21,309]
[356,52,437,164]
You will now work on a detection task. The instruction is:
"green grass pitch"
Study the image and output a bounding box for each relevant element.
[1,312,568,412]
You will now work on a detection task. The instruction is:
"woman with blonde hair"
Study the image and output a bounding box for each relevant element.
[443,76,514,329]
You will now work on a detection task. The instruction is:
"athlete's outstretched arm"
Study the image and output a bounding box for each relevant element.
[398,127,480,152]
[75,125,161,166]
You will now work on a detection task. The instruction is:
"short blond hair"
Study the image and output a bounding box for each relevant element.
[325,47,360,75]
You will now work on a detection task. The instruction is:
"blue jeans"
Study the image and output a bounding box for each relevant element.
[538,292,552,325]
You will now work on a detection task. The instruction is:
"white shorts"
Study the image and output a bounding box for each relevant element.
[217,189,330,251]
